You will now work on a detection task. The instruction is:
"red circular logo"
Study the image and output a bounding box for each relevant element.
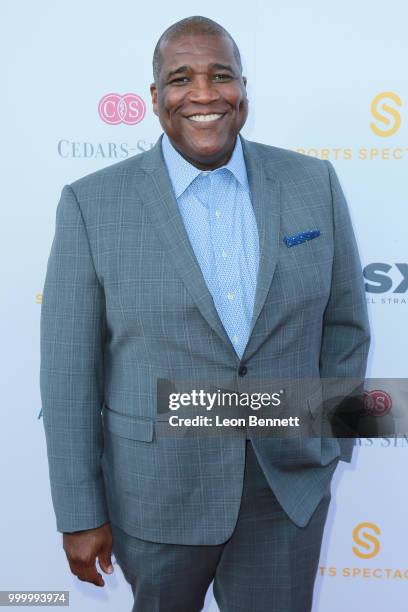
[98,93,146,125]
[363,390,392,417]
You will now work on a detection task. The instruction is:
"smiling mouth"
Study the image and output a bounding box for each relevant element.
[187,113,225,122]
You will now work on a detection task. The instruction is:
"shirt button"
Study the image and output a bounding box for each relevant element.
[221,250,228,258]
[215,210,221,218]
[202,171,209,176]
[232,335,240,344]
[227,292,235,301]
[238,365,247,377]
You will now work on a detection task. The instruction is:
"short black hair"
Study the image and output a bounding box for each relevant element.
[152,16,242,83]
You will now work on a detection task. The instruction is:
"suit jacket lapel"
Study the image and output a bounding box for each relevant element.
[138,135,236,354]
[240,136,281,361]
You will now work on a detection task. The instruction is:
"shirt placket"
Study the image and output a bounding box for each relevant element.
[209,171,244,356]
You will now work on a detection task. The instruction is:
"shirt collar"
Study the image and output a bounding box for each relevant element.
[161,132,249,199]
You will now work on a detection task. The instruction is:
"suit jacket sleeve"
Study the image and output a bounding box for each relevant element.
[40,184,109,533]
[319,161,371,460]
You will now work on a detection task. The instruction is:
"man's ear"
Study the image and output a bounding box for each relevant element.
[150,82,158,116]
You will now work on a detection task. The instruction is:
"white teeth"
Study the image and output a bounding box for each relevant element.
[188,113,223,122]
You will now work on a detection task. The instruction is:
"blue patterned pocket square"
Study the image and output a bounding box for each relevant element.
[283,229,321,248]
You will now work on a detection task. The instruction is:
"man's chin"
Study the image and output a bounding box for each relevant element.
[184,137,234,166]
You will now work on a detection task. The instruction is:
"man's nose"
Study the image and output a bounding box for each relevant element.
[187,77,220,103]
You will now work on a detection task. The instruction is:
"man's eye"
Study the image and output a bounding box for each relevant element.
[214,74,231,81]
[170,77,190,84]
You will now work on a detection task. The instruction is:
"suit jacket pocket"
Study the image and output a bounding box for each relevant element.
[102,404,154,442]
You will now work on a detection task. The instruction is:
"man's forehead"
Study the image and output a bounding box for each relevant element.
[160,33,235,68]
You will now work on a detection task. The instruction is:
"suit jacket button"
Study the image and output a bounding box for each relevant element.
[238,365,247,377]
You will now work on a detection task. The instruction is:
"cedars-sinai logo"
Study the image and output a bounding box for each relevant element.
[363,390,392,417]
[98,93,146,125]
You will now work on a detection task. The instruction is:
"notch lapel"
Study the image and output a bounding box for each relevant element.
[137,136,236,354]
[240,136,281,361]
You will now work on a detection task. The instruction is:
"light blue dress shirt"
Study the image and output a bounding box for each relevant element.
[161,133,260,359]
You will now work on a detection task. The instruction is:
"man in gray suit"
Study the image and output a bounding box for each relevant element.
[40,15,370,612]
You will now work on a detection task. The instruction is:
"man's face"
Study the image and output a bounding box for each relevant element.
[150,33,248,169]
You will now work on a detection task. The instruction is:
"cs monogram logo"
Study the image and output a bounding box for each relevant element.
[364,390,392,417]
[98,93,146,125]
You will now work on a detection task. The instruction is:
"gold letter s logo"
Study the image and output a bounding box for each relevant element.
[370,92,402,137]
[352,522,381,559]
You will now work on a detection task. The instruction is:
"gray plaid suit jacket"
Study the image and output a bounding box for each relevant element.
[40,133,370,544]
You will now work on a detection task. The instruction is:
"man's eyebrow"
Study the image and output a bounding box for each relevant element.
[166,65,190,79]
[166,63,236,79]
[209,63,235,72]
